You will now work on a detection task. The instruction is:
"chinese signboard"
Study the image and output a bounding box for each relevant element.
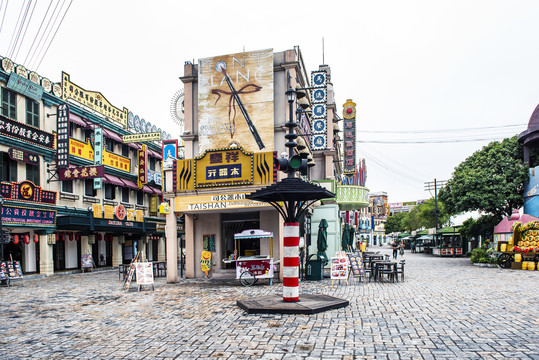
[311,70,328,150]
[198,49,274,154]
[342,99,356,174]
[1,57,58,97]
[0,114,54,149]
[195,148,252,188]
[56,104,70,168]
[138,144,147,189]
[58,165,104,181]
[0,181,56,205]
[1,205,56,226]
[61,72,128,128]
[7,72,44,102]
[123,132,161,143]
[174,192,272,212]
[8,148,39,165]
[92,203,143,222]
[94,127,103,189]
[69,138,130,173]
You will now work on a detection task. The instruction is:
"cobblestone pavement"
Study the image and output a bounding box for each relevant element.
[1,247,538,360]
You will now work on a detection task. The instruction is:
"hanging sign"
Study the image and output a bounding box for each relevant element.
[61,72,128,128]
[194,147,253,188]
[162,139,178,162]
[2,180,57,205]
[1,205,56,226]
[0,114,54,149]
[8,148,39,165]
[58,165,104,181]
[342,99,356,174]
[56,103,70,168]
[138,144,147,189]
[310,70,328,150]
[92,203,143,222]
[123,132,162,143]
[94,127,103,190]
[7,72,44,102]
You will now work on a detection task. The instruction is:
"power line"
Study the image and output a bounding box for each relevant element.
[6,0,26,57]
[27,0,61,69]
[359,123,527,134]
[22,0,53,65]
[358,136,508,144]
[0,0,8,39]
[12,0,37,62]
[35,0,72,71]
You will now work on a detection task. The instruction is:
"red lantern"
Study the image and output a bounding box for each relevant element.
[56,233,59,242]
[60,232,66,241]
[69,232,74,241]
[24,235,30,244]
[34,234,39,243]
[13,234,19,245]
[76,233,80,242]
[97,233,102,241]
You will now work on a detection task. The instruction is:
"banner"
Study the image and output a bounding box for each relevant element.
[137,144,147,189]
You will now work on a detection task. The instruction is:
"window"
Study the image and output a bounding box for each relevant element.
[85,129,93,143]
[122,144,129,157]
[26,163,40,186]
[105,137,114,152]
[105,184,115,200]
[136,190,144,205]
[62,180,73,193]
[121,187,130,203]
[1,87,16,119]
[149,156,156,171]
[85,179,96,197]
[26,98,39,127]
[0,152,17,182]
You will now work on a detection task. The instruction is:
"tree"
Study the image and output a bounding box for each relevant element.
[439,136,528,218]
[385,212,408,234]
[415,198,450,229]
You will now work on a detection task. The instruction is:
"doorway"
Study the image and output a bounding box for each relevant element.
[221,212,259,262]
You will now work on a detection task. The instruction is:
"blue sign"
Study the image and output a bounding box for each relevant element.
[7,72,44,102]
[206,164,242,180]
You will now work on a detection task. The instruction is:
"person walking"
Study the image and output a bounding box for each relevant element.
[399,242,405,257]
[392,242,398,259]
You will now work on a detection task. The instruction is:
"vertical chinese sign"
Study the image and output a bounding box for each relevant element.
[311,70,328,150]
[94,127,103,190]
[342,99,356,175]
[56,104,69,168]
[138,144,147,189]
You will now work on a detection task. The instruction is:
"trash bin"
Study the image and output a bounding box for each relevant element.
[360,243,366,252]
[305,254,324,280]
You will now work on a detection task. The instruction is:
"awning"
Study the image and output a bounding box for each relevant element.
[128,142,141,150]
[148,148,162,160]
[150,186,162,195]
[102,128,124,143]
[122,178,138,190]
[234,229,273,239]
[103,174,124,187]
[69,113,90,128]
[142,185,155,194]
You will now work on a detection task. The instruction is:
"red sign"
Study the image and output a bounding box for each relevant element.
[0,181,56,205]
[58,165,104,181]
[115,204,126,220]
[138,144,147,189]
[8,148,39,165]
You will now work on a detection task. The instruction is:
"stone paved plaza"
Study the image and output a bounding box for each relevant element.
[1,246,538,360]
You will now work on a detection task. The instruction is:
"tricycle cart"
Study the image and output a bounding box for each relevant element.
[230,229,276,286]
[496,221,539,269]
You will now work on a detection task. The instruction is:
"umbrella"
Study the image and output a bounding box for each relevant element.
[316,219,328,265]
[348,225,356,250]
[342,224,350,252]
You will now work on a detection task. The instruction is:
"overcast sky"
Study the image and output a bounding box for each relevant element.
[1,0,538,203]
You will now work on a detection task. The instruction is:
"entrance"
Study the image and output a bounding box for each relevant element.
[221,212,259,261]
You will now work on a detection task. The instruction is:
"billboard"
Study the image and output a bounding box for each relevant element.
[198,49,274,153]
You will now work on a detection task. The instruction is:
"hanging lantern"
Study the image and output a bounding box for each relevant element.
[76,233,80,242]
[56,233,59,242]
[47,233,56,245]
[60,232,66,242]
[97,233,102,241]
[24,235,30,244]
[69,232,74,241]
[13,234,19,245]
[88,234,96,244]
[34,233,39,243]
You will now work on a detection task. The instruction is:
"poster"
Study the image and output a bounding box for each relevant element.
[198,49,274,154]
[135,262,154,286]
[0,261,23,279]
[330,257,348,280]
[81,254,94,269]
[347,253,365,277]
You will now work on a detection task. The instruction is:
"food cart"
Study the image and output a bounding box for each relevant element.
[496,221,539,269]
[226,229,276,286]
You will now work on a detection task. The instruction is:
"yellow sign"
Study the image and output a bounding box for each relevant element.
[198,49,274,154]
[123,132,162,143]
[61,72,128,128]
[92,203,144,222]
[200,250,211,275]
[70,138,131,172]
[92,203,103,218]
[174,192,272,213]
[195,147,252,188]
[159,202,171,214]
[174,159,195,191]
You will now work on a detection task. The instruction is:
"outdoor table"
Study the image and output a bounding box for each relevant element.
[375,261,397,282]
[152,261,166,278]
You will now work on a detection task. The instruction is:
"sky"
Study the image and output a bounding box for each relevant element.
[1,0,538,204]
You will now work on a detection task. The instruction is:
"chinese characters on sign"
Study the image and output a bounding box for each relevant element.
[311,70,328,150]
[0,181,57,205]
[61,72,128,128]
[342,99,356,174]
[93,127,103,190]
[0,114,54,149]
[1,205,56,226]
[7,72,44,102]
[56,104,70,168]
[92,203,143,222]
[195,148,252,188]
[122,132,162,143]
[58,165,104,181]
[138,144,147,189]
[8,148,39,165]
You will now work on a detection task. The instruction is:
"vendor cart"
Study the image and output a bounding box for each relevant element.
[229,229,276,286]
[496,221,539,269]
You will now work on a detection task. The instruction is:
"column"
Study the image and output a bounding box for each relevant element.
[283,222,299,302]
[39,233,54,276]
[166,200,178,282]
[112,237,122,266]
[157,236,166,262]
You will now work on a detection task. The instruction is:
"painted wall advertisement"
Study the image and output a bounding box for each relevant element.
[198,49,274,154]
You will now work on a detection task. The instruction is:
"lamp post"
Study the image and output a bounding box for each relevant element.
[284,86,297,178]
[0,194,4,261]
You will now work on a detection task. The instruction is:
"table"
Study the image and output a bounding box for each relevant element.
[152,261,166,278]
[374,261,397,282]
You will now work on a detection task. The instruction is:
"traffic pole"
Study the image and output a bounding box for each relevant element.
[282,222,299,302]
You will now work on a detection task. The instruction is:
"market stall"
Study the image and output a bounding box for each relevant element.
[432,226,463,256]
[497,220,539,269]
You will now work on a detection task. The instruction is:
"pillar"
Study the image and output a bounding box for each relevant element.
[80,235,91,257]
[112,237,122,266]
[283,222,299,302]
[184,214,195,278]
[157,236,166,262]
[166,200,178,282]
[39,234,54,276]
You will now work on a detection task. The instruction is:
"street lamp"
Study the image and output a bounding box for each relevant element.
[284,86,297,178]
[0,194,4,261]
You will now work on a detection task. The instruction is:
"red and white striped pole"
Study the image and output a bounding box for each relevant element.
[283,222,299,302]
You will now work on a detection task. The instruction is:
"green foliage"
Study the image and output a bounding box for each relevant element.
[385,198,450,233]
[459,215,502,240]
[385,212,408,234]
[439,136,528,218]
[469,248,497,264]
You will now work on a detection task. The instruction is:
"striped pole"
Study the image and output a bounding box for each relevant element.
[283,222,299,302]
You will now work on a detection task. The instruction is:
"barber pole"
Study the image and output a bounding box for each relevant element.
[283,222,299,302]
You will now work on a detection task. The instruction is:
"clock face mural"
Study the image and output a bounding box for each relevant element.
[197,49,274,154]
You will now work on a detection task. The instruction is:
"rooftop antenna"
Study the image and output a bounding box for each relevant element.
[322,37,325,65]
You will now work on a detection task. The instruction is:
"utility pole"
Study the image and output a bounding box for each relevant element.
[424,179,447,247]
